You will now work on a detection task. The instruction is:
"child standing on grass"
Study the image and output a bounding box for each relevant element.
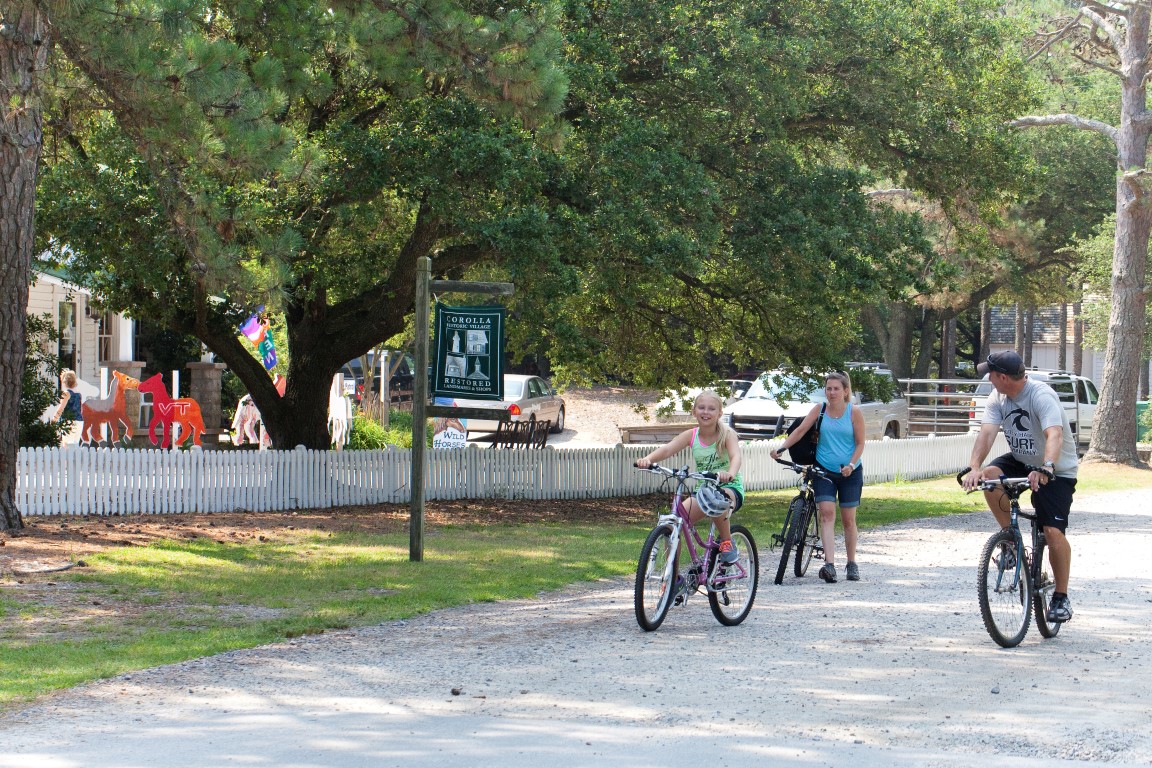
[635,390,745,562]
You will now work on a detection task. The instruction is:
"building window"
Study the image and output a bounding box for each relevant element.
[58,301,77,371]
[98,312,114,365]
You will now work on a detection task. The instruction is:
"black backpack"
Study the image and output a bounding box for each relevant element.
[785,402,826,465]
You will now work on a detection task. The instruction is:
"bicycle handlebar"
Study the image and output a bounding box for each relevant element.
[773,457,828,477]
[956,466,1036,493]
[634,462,718,483]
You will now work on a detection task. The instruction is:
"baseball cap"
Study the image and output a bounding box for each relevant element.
[977,350,1025,376]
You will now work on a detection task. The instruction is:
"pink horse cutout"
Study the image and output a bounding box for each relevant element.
[80,370,140,445]
[138,373,207,448]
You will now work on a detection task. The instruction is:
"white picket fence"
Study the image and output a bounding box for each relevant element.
[15,433,1006,517]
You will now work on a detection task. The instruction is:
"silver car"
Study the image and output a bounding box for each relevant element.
[450,374,566,434]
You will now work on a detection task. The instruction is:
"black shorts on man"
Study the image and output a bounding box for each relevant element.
[989,453,1075,533]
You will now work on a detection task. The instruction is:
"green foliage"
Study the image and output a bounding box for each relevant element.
[848,368,898,404]
[346,411,432,449]
[1073,215,1152,357]
[20,314,69,448]
[32,0,1044,445]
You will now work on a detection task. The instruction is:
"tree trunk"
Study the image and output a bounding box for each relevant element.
[980,301,991,360]
[0,4,49,532]
[1014,303,1024,352]
[1058,303,1068,371]
[863,302,914,381]
[1073,302,1083,375]
[1087,7,1152,465]
[1024,306,1035,367]
[913,308,938,378]
[941,316,957,377]
[1142,358,1150,400]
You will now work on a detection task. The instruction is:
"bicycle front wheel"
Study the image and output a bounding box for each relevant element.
[775,495,805,585]
[635,525,678,631]
[708,525,759,626]
[977,529,1031,648]
[794,500,818,577]
[1032,542,1062,639]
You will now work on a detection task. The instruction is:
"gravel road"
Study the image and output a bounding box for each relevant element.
[3,486,1151,767]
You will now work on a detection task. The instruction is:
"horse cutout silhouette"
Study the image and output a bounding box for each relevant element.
[80,370,140,446]
[137,373,206,448]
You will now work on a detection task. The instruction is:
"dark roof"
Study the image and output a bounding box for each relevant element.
[990,306,1071,345]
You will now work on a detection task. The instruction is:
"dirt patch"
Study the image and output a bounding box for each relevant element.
[0,496,663,575]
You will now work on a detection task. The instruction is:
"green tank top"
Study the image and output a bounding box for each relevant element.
[691,428,744,495]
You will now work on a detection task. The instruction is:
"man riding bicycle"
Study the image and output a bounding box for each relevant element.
[962,350,1078,623]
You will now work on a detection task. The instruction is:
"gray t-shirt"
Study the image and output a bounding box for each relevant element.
[983,378,1079,478]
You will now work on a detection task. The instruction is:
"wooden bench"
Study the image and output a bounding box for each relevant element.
[618,423,696,445]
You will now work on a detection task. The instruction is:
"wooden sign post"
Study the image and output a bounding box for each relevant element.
[410,257,513,561]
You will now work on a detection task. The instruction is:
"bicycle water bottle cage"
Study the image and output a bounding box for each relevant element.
[695,485,731,518]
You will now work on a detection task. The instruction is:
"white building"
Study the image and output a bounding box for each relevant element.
[27,267,136,385]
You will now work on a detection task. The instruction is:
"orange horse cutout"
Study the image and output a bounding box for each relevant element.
[138,373,207,448]
[80,370,140,446]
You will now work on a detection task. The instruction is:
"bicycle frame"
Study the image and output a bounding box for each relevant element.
[961,467,1061,647]
[647,467,748,596]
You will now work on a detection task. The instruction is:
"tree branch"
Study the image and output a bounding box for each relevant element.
[1080,7,1125,55]
[1069,50,1124,78]
[1010,113,1119,143]
[1026,16,1086,63]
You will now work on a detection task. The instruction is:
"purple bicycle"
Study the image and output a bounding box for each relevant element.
[634,464,759,631]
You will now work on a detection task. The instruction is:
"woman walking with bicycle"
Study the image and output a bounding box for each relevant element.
[771,372,865,583]
[636,390,744,563]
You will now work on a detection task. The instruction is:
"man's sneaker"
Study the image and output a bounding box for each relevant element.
[719,540,739,564]
[846,561,860,581]
[998,543,1017,572]
[819,563,837,583]
[1046,594,1073,623]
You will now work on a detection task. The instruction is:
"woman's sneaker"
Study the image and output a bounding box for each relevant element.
[819,563,837,583]
[719,540,739,564]
[846,561,860,581]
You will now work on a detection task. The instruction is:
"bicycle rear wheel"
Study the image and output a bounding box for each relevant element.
[708,525,759,626]
[1032,541,1062,639]
[635,525,678,631]
[774,495,805,585]
[793,500,818,577]
[977,529,1031,647]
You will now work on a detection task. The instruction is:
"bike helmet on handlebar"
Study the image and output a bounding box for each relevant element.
[695,484,731,518]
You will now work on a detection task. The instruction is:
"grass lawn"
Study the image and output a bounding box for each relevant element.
[2,462,1149,709]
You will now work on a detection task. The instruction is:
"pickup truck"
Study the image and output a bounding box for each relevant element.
[721,370,909,442]
[969,369,1098,451]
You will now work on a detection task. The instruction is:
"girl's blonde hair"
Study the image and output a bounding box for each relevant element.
[693,389,733,462]
[825,371,852,394]
[61,369,78,388]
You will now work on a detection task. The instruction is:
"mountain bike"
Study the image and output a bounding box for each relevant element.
[771,458,827,585]
[633,464,759,631]
[958,468,1062,648]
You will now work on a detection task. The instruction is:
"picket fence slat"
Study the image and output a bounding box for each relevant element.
[14,433,1007,517]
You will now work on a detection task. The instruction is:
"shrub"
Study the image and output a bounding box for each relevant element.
[21,314,70,448]
[346,410,432,449]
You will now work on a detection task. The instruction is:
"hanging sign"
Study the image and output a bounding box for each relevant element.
[432,304,504,400]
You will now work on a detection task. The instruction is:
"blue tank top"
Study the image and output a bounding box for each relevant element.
[61,391,82,421]
[815,402,857,470]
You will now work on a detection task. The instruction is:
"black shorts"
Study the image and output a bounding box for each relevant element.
[719,486,745,514]
[989,454,1076,533]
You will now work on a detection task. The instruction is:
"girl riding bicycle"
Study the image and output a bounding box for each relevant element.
[635,390,744,563]
[770,372,865,583]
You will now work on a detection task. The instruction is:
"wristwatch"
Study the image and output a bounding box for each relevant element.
[1041,460,1055,478]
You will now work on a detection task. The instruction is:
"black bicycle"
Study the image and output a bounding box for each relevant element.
[772,458,827,585]
[958,468,1062,648]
